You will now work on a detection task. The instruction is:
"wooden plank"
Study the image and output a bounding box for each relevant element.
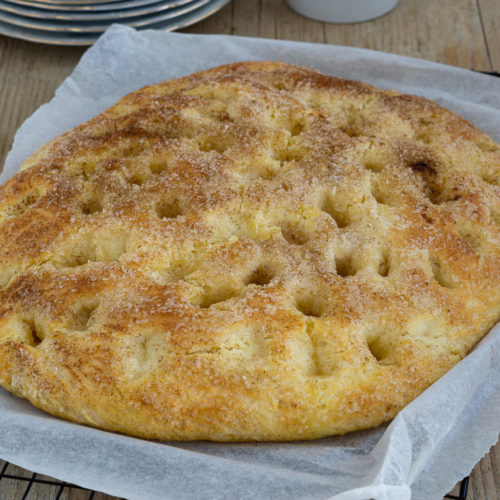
[324,0,491,71]
[492,440,500,498]
[188,0,493,70]
[470,441,500,500]
[274,0,326,44]
[189,0,327,42]
[258,0,278,38]
[477,0,500,71]
[0,37,84,170]
[232,0,260,37]
[184,1,232,34]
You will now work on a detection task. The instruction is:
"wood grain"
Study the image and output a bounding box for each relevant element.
[0,0,499,498]
[323,0,491,70]
[477,0,500,71]
[186,0,495,70]
[470,444,500,500]
[0,38,84,170]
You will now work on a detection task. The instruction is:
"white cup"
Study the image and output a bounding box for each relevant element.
[287,0,400,23]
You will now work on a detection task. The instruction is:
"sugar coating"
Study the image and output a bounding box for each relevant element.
[0,61,499,441]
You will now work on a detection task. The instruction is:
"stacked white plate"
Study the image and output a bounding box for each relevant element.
[0,0,229,45]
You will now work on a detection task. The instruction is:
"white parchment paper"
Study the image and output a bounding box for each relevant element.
[1,25,499,500]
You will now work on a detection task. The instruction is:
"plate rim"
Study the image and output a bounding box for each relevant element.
[1,0,194,12]
[18,0,136,6]
[15,0,138,7]
[0,0,200,21]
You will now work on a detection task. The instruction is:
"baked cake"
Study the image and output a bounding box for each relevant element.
[0,62,499,441]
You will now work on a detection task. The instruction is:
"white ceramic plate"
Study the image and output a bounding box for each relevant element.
[0,0,197,21]
[0,0,228,44]
[0,0,210,31]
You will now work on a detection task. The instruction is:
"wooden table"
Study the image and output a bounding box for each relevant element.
[0,0,499,498]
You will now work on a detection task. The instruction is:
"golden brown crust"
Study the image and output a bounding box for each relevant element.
[0,61,499,441]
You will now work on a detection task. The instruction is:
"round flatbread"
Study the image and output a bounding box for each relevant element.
[0,62,499,441]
